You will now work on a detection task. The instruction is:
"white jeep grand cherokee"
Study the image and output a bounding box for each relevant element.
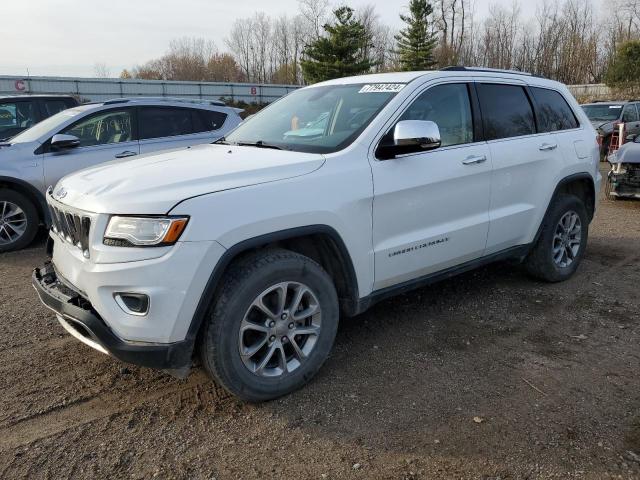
[33,68,601,401]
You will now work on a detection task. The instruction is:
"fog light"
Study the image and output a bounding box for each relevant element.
[114,293,150,316]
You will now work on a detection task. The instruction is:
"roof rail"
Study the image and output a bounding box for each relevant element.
[102,97,226,106]
[441,66,546,79]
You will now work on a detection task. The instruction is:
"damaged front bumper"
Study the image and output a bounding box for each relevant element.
[32,262,192,375]
[608,162,640,199]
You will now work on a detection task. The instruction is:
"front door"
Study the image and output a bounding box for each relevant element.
[43,108,139,189]
[370,82,492,291]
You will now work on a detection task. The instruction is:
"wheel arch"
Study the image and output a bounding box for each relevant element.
[534,172,596,244]
[0,176,49,226]
[185,225,360,358]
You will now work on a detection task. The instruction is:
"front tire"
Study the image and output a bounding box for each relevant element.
[524,194,588,282]
[0,189,39,253]
[200,248,339,402]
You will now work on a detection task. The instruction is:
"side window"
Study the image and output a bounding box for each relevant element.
[0,103,18,129]
[0,101,37,131]
[530,87,579,132]
[399,83,474,147]
[622,104,639,123]
[139,107,193,140]
[476,84,536,140]
[42,99,69,117]
[193,109,227,133]
[62,109,133,147]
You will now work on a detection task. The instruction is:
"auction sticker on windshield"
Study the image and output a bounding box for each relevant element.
[359,83,405,93]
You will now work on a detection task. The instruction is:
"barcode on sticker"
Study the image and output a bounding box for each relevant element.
[359,83,405,93]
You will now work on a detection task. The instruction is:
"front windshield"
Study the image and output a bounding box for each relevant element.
[225,83,404,153]
[9,106,88,144]
[582,104,623,122]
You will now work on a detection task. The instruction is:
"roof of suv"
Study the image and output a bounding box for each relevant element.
[0,94,77,101]
[581,101,637,106]
[314,66,557,88]
[84,97,242,114]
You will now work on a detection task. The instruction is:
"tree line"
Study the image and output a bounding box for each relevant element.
[117,0,640,88]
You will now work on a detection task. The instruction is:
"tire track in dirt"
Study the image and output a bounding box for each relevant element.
[0,371,228,452]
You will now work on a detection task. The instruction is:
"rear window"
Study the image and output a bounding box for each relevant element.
[531,87,579,132]
[476,84,535,140]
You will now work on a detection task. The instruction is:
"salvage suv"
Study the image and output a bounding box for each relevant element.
[33,68,601,402]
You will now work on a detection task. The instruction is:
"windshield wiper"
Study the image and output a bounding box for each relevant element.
[234,140,286,150]
[213,136,229,145]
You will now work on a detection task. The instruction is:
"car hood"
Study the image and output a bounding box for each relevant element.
[55,144,325,214]
[611,142,640,164]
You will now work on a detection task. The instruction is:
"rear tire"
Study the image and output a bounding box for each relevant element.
[200,248,339,402]
[0,189,39,253]
[524,194,588,282]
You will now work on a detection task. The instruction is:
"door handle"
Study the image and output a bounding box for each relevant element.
[462,155,487,165]
[539,143,558,151]
[115,150,137,158]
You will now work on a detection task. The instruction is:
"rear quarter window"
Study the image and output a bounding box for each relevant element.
[193,109,227,133]
[531,87,579,132]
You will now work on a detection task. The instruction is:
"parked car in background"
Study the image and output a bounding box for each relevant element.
[0,95,79,141]
[606,136,640,199]
[33,68,600,401]
[0,97,242,251]
[581,100,640,155]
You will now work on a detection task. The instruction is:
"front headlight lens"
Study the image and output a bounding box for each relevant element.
[104,216,189,246]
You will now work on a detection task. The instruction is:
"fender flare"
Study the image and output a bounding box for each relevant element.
[0,176,50,225]
[182,225,360,353]
[533,172,596,244]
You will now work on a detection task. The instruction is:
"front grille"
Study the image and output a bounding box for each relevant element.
[48,203,92,258]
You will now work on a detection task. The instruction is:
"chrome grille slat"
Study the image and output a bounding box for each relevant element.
[48,202,92,258]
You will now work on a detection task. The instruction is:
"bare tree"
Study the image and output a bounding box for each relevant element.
[93,63,111,78]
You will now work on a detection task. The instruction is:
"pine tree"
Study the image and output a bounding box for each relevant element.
[395,0,438,71]
[301,7,377,84]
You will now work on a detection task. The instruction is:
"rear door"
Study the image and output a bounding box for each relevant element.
[370,82,492,290]
[137,106,216,154]
[476,81,565,254]
[42,107,139,188]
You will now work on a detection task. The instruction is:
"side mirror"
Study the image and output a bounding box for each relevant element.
[50,134,80,150]
[377,120,441,159]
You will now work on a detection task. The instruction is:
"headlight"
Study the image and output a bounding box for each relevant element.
[104,216,189,247]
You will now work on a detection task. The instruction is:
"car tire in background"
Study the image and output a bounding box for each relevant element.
[199,248,339,402]
[524,193,589,282]
[0,188,39,253]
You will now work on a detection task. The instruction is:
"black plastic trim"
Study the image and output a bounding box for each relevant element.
[538,172,597,238]
[355,244,531,314]
[182,225,360,355]
[32,263,192,371]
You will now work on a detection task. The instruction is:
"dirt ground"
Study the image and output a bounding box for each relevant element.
[1,166,640,480]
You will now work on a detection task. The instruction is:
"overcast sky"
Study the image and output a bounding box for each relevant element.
[2,0,547,78]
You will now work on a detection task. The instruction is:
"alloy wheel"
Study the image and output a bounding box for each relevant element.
[552,210,582,268]
[238,281,322,377]
[0,201,27,246]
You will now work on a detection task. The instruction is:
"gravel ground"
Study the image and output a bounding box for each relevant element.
[1,166,639,479]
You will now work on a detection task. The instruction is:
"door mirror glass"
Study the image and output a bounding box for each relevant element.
[377,120,441,159]
[50,133,80,150]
